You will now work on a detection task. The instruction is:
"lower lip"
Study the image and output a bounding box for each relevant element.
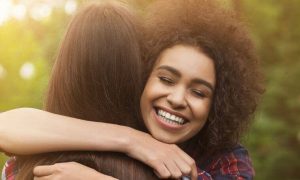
[152,110,186,131]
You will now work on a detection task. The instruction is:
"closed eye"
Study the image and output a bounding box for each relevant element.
[191,89,206,98]
[159,76,174,85]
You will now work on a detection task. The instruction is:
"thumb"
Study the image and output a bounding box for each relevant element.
[33,165,56,177]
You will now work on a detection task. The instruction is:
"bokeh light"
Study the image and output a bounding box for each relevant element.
[30,3,52,21]
[12,3,27,20]
[0,64,7,79]
[65,0,77,15]
[19,62,35,80]
[0,0,77,26]
[0,0,13,25]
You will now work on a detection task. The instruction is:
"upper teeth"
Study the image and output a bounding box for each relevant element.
[157,109,185,125]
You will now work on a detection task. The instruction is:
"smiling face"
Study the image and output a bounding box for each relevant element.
[140,45,216,143]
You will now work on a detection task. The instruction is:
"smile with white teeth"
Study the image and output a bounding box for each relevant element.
[157,109,186,125]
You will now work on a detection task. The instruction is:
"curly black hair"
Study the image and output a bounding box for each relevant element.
[142,0,264,159]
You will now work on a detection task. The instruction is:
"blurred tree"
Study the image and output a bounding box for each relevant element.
[0,20,48,110]
[0,0,71,171]
[240,0,300,179]
[0,5,70,111]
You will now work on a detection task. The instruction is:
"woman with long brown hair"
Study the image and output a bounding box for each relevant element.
[11,1,157,179]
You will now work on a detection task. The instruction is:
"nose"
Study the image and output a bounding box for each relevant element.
[166,86,187,109]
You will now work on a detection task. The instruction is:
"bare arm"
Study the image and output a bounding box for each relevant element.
[0,108,198,179]
[0,108,131,155]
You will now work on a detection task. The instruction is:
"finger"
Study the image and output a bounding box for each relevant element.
[174,156,197,180]
[33,165,56,177]
[164,160,182,179]
[174,146,195,165]
[152,162,171,179]
[173,155,192,175]
[174,147,197,180]
[190,166,198,180]
[181,157,197,180]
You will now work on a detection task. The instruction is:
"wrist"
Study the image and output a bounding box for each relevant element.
[121,126,139,154]
[123,128,150,158]
[93,124,139,154]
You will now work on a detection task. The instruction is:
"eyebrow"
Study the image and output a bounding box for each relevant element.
[157,65,215,92]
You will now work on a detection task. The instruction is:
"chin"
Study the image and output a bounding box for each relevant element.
[152,133,180,144]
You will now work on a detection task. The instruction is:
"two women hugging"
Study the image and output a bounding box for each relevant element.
[0,0,264,179]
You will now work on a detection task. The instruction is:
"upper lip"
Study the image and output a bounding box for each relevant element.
[155,106,190,122]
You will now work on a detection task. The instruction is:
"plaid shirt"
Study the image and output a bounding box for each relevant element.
[2,145,254,180]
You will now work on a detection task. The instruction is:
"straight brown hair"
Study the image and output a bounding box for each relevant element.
[45,0,143,127]
[15,1,157,179]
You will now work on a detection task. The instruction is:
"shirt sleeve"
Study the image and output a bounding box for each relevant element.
[197,145,254,180]
[2,157,17,180]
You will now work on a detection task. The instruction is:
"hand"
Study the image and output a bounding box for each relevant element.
[126,132,198,180]
[33,162,117,180]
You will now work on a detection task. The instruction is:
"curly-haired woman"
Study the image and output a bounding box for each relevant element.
[1,0,264,179]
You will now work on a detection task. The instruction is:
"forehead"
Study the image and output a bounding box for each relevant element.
[154,45,216,85]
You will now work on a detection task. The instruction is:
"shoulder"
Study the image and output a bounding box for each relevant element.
[200,144,255,180]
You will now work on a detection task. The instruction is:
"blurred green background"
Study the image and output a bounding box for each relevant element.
[0,0,299,179]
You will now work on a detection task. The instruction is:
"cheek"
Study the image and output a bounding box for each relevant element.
[140,79,157,109]
[141,78,163,101]
[191,100,212,121]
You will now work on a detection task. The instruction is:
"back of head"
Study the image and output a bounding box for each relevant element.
[46,0,143,127]
[16,1,151,179]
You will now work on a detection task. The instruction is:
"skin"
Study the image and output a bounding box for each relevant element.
[32,45,215,179]
[0,108,197,179]
[141,44,216,144]
[0,45,216,180]
[33,162,117,180]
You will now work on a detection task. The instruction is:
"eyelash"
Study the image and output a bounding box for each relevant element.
[158,76,207,98]
[158,76,174,85]
[191,89,206,98]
